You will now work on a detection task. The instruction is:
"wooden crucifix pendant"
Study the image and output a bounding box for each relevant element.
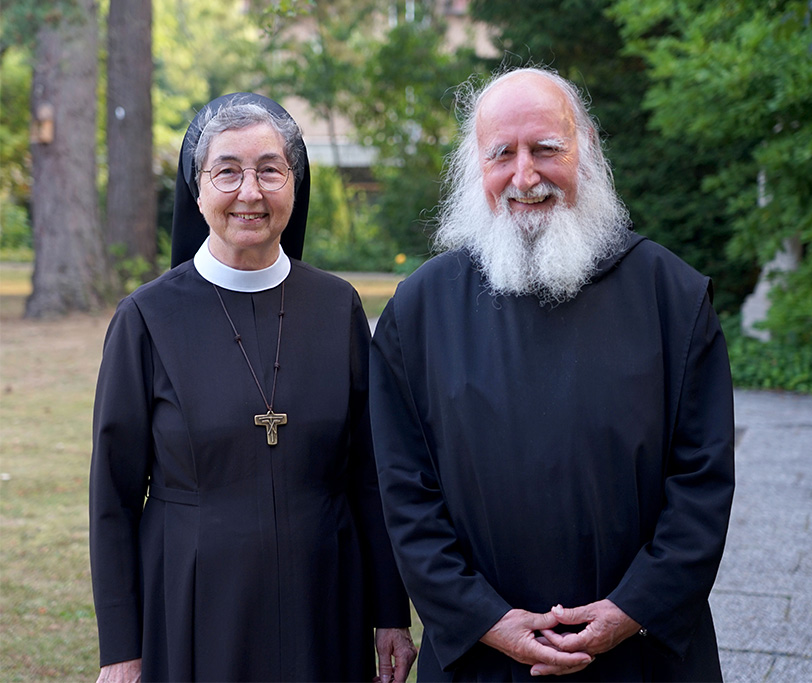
[255,410,287,446]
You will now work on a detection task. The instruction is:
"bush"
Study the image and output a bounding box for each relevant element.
[304,164,398,272]
[764,261,812,348]
[0,201,33,262]
[722,314,812,394]
[0,201,32,249]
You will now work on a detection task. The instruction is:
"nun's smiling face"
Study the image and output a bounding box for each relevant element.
[197,123,295,270]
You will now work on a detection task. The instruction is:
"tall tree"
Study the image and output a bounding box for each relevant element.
[106,0,157,270]
[26,0,113,317]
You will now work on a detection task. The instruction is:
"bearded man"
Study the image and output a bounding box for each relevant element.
[369,67,735,681]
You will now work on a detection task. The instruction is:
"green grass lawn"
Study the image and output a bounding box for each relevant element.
[0,264,421,680]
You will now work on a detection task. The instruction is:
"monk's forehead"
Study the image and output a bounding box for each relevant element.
[475,73,575,137]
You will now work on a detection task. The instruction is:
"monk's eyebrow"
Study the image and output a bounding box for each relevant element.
[483,143,510,161]
[535,137,567,151]
[483,138,568,161]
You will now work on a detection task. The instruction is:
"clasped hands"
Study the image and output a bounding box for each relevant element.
[480,599,641,677]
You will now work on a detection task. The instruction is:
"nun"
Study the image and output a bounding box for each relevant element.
[90,93,416,683]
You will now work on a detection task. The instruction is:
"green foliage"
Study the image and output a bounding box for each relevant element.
[764,259,812,347]
[152,0,266,150]
[108,231,172,293]
[0,202,32,251]
[304,164,394,271]
[0,47,33,254]
[723,314,812,393]
[108,244,154,293]
[252,0,371,125]
[257,1,480,266]
[252,0,314,27]
[351,20,479,257]
[610,0,812,344]
[0,0,83,52]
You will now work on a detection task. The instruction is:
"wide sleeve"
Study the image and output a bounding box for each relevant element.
[608,289,735,658]
[370,298,512,670]
[345,291,411,628]
[89,298,154,666]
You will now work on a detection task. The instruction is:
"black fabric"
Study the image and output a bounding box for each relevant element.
[170,93,310,266]
[90,261,410,681]
[370,235,735,681]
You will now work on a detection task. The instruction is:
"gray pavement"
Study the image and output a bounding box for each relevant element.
[711,389,812,681]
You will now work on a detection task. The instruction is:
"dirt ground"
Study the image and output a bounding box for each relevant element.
[0,290,113,395]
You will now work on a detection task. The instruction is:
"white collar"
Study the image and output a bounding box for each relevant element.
[193,237,291,292]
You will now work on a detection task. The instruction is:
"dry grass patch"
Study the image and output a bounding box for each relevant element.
[1,311,111,680]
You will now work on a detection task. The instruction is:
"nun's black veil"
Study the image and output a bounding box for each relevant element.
[170,93,310,267]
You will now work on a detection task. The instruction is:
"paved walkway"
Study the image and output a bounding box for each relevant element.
[712,389,812,681]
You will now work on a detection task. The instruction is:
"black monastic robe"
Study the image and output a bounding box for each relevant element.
[90,259,409,682]
[370,234,735,681]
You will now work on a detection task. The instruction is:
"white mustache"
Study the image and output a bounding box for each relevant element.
[502,183,565,202]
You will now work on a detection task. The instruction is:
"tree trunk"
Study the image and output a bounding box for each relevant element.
[26,0,112,318]
[740,235,802,342]
[106,0,156,268]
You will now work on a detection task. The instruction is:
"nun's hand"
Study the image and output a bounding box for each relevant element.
[96,658,142,683]
[374,627,417,683]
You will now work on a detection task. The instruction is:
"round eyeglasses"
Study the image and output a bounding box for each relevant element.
[200,161,292,193]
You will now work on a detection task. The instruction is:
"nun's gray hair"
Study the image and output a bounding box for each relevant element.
[193,99,303,185]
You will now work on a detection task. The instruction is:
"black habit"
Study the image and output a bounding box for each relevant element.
[370,234,735,681]
[90,93,410,681]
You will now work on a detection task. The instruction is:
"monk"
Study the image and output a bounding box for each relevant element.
[370,67,735,681]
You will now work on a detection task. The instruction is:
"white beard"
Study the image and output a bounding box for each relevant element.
[435,168,630,304]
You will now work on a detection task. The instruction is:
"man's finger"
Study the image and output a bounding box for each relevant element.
[540,627,582,647]
[530,610,561,631]
[531,659,592,677]
[378,660,394,683]
[528,645,593,676]
[545,628,591,653]
[551,603,591,625]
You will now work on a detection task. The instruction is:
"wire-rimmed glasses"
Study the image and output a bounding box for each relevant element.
[200,161,292,193]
